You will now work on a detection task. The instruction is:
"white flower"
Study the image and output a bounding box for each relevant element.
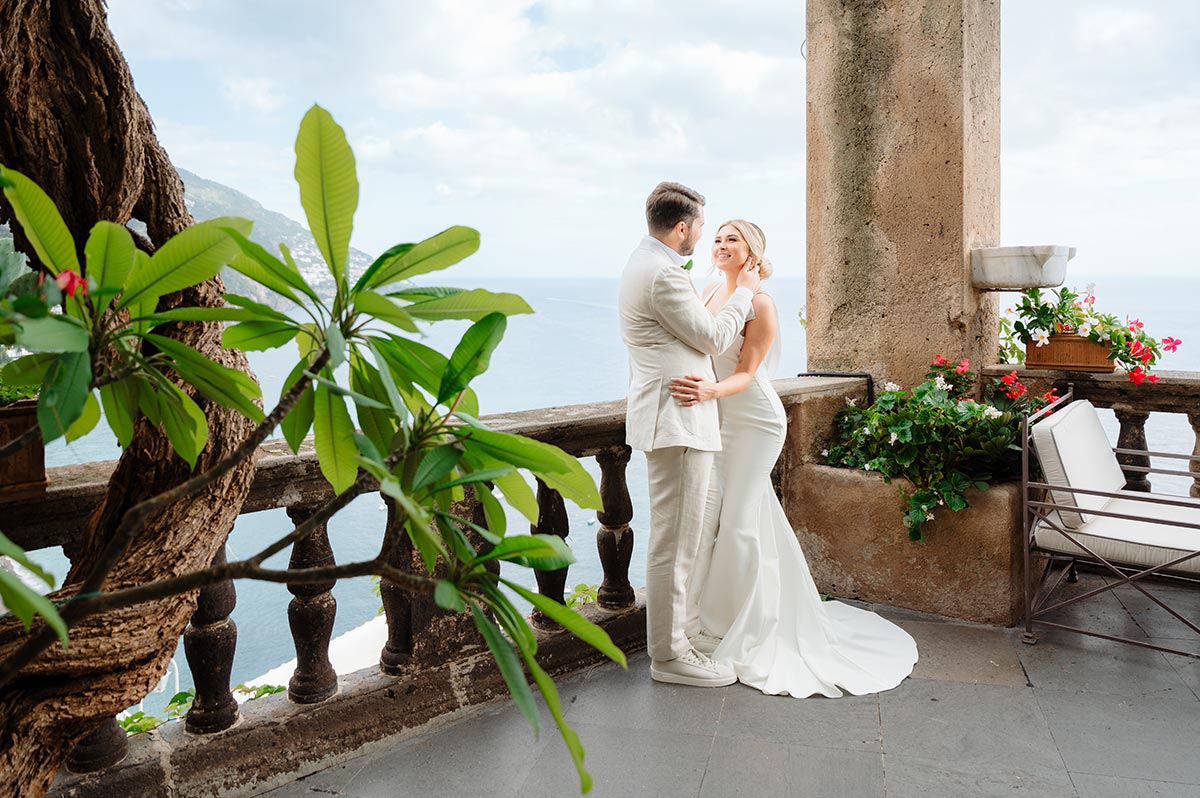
[1102,331,1111,341]
[1032,328,1050,347]
[845,397,857,407]
[863,462,873,471]
[983,406,1003,419]
[934,375,950,391]
[925,512,935,522]
[861,426,872,437]
[1077,322,1092,337]
[820,448,829,458]
[889,432,899,445]
[937,498,945,506]
[883,381,901,392]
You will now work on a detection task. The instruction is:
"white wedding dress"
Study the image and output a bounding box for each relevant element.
[694,293,918,698]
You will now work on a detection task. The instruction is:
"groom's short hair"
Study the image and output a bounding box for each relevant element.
[646,181,705,235]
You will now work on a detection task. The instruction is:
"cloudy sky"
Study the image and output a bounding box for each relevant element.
[106,1,1200,278]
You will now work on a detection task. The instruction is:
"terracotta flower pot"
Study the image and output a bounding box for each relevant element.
[0,399,47,502]
[1025,334,1115,373]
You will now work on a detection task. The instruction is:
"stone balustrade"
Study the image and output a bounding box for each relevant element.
[15,377,854,796]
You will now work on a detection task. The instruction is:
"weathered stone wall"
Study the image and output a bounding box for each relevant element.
[806,0,1001,389]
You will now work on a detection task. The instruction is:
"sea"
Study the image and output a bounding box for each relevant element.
[30,274,1200,715]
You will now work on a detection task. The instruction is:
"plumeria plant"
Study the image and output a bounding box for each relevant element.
[998,285,1181,384]
[825,357,1056,540]
[0,105,619,793]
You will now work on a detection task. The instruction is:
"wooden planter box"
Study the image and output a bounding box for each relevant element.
[0,399,47,503]
[1025,334,1114,372]
[783,464,1023,625]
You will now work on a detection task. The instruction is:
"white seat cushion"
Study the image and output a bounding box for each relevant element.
[1031,400,1126,529]
[1035,490,1200,575]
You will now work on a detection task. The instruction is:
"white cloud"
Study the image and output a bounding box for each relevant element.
[221,77,286,113]
[1074,7,1156,49]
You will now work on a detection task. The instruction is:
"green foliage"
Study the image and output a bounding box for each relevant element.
[825,358,1055,541]
[117,710,162,736]
[999,286,1179,382]
[565,583,599,609]
[0,105,616,794]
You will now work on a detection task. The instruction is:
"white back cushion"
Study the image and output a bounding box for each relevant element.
[1030,400,1125,529]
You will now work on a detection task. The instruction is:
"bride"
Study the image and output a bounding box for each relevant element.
[669,220,917,698]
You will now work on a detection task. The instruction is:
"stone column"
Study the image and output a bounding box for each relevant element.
[806,0,1001,389]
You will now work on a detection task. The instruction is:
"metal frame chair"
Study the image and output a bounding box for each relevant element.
[1021,388,1200,658]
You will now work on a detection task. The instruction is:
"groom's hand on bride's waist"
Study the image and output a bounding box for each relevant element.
[670,374,719,406]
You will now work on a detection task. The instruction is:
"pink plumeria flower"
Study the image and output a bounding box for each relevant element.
[1162,336,1182,353]
[55,270,86,298]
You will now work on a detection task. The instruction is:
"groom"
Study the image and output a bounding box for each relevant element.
[618,181,759,687]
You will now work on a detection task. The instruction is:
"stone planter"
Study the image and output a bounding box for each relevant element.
[784,464,1023,625]
[0,399,47,503]
[969,245,1075,290]
[1025,334,1114,373]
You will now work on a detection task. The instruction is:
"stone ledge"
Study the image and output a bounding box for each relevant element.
[48,600,647,798]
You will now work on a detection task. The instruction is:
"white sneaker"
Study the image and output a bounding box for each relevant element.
[689,629,723,655]
[650,648,736,687]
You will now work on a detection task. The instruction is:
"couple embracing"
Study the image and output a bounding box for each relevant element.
[618,182,918,698]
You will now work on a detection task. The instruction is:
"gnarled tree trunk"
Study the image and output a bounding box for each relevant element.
[0,2,258,793]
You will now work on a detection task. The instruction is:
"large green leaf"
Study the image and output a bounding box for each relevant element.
[366,226,479,288]
[280,359,315,454]
[352,242,414,292]
[0,531,54,587]
[313,382,358,492]
[222,321,301,351]
[533,459,603,512]
[295,104,358,287]
[353,291,419,333]
[0,166,79,276]
[374,335,479,415]
[473,534,572,566]
[461,428,600,510]
[150,379,209,469]
[64,391,101,443]
[348,354,396,457]
[389,285,468,301]
[438,313,506,404]
[1,353,55,386]
[119,216,252,311]
[412,444,464,492]
[520,641,591,793]
[506,579,626,670]
[84,221,137,316]
[403,288,533,322]
[222,227,318,304]
[14,315,89,353]
[99,378,140,448]
[0,568,68,645]
[144,334,264,422]
[469,603,540,736]
[37,352,91,443]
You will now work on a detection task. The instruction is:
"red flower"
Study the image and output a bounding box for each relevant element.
[1001,371,1018,386]
[55,270,86,298]
[1129,318,1144,331]
[1042,389,1058,401]
[1148,374,1160,384]
[956,358,970,374]
[933,354,948,366]
[1084,294,1095,305]
[1128,366,1146,384]
[1163,336,1182,353]
[1006,383,1027,400]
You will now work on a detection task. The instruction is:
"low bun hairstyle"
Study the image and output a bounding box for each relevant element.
[717,219,773,279]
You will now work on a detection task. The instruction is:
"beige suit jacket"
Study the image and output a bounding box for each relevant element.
[618,237,752,452]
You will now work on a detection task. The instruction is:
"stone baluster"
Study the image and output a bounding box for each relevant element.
[596,446,635,609]
[65,718,127,773]
[1189,411,1200,499]
[63,542,127,772]
[379,497,415,674]
[285,504,338,703]
[532,478,570,628]
[184,546,239,733]
[1113,404,1151,493]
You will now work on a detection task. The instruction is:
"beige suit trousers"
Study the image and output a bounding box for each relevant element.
[644,445,715,661]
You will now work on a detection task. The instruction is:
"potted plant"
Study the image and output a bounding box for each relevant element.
[999,285,1181,383]
[825,357,1056,540]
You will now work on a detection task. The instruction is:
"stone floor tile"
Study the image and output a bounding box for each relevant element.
[714,682,882,752]
[516,722,713,798]
[1073,772,1200,798]
[900,620,1027,687]
[1036,687,1200,784]
[1018,627,1191,698]
[1109,582,1200,642]
[697,737,886,798]
[1031,572,1151,641]
[560,653,727,733]
[879,680,1070,785]
[883,752,1076,798]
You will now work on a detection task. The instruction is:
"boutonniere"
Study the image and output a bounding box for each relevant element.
[681,259,694,271]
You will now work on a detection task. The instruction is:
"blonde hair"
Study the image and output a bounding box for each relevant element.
[716,219,773,279]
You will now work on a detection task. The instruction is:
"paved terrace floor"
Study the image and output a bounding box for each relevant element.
[264,573,1200,798]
